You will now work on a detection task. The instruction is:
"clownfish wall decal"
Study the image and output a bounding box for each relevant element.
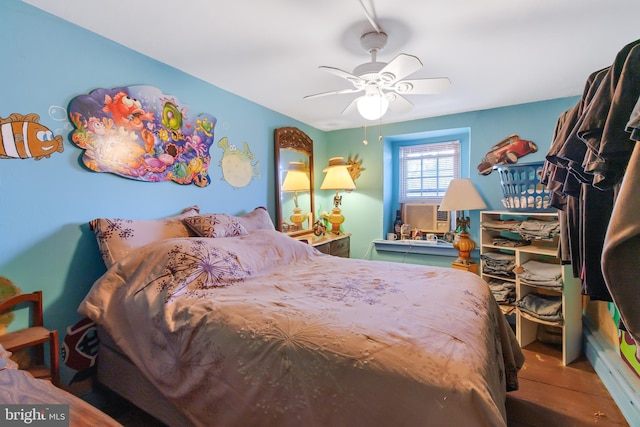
[0,113,64,160]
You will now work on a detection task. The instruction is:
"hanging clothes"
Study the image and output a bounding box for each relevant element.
[542,39,640,303]
[541,67,610,279]
[602,99,640,358]
[577,42,640,189]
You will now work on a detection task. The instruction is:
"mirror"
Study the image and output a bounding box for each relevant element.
[275,127,315,236]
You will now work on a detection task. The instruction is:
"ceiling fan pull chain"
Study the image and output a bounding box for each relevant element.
[363,125,368,145]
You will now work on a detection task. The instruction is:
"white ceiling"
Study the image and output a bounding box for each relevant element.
[24,0,640,132]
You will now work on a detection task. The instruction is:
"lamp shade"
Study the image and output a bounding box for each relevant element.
[356,93,389,121]
[320,157,356,191]
[281,162,310,192]
[438,178,487,212]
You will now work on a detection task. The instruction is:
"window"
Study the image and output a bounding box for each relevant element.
[399,140,460,203]
[384,128,469,238]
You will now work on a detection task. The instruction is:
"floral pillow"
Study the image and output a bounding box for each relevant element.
[183,214,248,238]
[90,206,200,268]
[236,207,275,232]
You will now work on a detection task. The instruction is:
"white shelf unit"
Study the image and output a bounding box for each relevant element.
[479,210,582,365]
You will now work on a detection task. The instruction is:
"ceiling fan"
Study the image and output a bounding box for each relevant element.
[304,31,451,121]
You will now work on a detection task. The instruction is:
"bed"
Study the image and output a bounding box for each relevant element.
[79,207,524,427]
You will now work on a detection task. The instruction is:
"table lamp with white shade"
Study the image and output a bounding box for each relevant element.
[320,157,356,234]
[438,178,487,266]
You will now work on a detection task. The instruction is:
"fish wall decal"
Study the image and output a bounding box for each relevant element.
[217,137,261,189]
[0,113,64,160]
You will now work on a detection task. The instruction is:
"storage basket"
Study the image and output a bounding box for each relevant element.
[495,161,553,212]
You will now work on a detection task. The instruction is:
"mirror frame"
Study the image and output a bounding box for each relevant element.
[274,127,315,236]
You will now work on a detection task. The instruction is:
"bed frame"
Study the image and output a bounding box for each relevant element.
[97,327,192,427]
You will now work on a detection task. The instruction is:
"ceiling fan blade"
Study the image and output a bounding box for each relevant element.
[341,97,359,116]
[319,66,363,85]
[387,93,414,114]
[379,54,423,83]
[392,77,451,95]
[304,88,363,100]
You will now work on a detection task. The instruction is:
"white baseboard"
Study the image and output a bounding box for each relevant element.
[583,316,640,427]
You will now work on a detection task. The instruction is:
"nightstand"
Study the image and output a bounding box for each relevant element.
[451,261,479,274]
[298,233,350,258]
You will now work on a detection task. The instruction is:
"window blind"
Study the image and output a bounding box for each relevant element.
[399,140,460,203]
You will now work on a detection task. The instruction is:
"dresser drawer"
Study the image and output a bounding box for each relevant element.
[306,234,350,258]
[330,236,350,258]
[314,242,331,255]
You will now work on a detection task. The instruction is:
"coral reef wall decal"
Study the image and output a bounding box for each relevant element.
[68,85,216,186]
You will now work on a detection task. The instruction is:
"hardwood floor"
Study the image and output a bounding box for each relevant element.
[507,341,629,427]
[84,341,630,427]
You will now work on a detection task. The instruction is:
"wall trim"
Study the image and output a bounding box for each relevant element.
[583,316,640,426]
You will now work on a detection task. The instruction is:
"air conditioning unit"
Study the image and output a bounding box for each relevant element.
[401,203,451,233]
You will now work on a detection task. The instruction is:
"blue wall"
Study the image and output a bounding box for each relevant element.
[2,0,580,384]
[322,98,578,259]
[0,0,325,383]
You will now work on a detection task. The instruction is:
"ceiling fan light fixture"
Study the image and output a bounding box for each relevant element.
[357,92,389,121]
[306,30,450,120]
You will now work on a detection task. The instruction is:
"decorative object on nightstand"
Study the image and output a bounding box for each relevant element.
[439,178,487,268]
[0,291,60,387]
[320,157,356,234]
[313,220,327,237]
[281,161,311,229]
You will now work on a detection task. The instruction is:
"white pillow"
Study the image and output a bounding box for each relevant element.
[183,214,248,238]
[90,205,200,268]
[236,207,275,232]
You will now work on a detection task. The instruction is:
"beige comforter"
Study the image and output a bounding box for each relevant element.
[79,229,523,427]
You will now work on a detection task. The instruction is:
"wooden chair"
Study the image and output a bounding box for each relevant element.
[0,291,60,387]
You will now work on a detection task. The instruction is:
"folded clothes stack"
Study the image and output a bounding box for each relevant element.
[491,236,531,247]
[481,219,521,232]
[517,260,563,291]
[513,219,560,241]
[516,293,563,323]
[480,252,516,277]
[487,278,516,305]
